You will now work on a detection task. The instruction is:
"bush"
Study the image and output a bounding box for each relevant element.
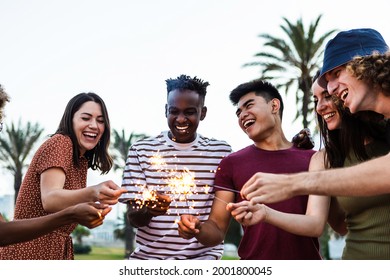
[73,244,92,254]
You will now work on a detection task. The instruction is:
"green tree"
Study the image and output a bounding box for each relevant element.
[72,225,91,246]
[0,120,44,204]
[244,15,336,128]
[111,129,148,172]
[110,128,148,258]
[72,225,92,254]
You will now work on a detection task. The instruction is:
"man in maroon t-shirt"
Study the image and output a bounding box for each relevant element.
[178,79,325,260]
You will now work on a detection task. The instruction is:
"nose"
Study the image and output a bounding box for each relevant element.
[88,119,98,129]
[316,98,328,113]
[240,111,248,121]
[325,73,339,96]
[327,81,338,97]
[176,112,187,123]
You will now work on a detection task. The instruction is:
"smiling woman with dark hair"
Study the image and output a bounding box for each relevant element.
[0,86,115,248]
[0,92,126,259]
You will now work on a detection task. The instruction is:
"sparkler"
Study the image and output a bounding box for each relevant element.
[127,151,241,216]
[167,168,197,211]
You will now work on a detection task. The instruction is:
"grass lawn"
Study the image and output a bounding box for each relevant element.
[75,246,238,260]
[75,246,125,260]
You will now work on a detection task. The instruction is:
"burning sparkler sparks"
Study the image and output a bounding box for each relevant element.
[167,168,197,201]
[149,151,167,171]
[126,151,241,216]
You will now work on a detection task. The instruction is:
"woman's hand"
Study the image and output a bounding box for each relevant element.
[94,180,127,205]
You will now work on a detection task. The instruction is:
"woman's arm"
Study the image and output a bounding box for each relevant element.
[327,197,348,236]
[0,202,110,246]
[40,167,125,212]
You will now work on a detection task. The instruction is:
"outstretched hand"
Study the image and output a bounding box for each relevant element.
[241,172,294,204]
[95,180,127,205]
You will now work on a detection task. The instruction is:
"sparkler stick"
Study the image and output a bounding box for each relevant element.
[212,185,241,194]
[211,195,231,205]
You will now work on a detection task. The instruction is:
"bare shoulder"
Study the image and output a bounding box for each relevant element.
[309,148,326,171]
[312,148,326,159]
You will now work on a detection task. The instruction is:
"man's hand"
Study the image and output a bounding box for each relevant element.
[146,192,171,217]
[177,214,201,239]
[241,172,294,204]
[292,128,314,149]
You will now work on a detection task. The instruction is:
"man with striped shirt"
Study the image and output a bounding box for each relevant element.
[119,74,232,259]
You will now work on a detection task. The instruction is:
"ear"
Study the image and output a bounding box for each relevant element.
[165,104,168,118]
[271,98,280,113]
[200,106,207,121]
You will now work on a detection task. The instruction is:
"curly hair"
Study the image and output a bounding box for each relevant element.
[165,74,209,104]
[347,51,390,96]
[0,84,10,123]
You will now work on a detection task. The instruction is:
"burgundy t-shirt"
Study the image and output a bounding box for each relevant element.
[215,145,321,260]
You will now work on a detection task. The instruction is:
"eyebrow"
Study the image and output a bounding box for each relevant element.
[313,89,329,98]
[80,112,104,118]
[236,98,254,115]
[80,112,93,117]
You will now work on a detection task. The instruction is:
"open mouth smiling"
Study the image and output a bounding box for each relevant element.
[323,112,335,120]
[175,125,189,132]
[243,119,255,129]
[340,89,348,101]
[83,132,98,139]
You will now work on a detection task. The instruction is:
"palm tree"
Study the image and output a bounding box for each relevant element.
[244,15,337,128]
[111,129,148,172]
[0,120,44,203]
[110,128,148,258]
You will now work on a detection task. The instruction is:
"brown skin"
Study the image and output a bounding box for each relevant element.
[127,192,172,228]
[0,91,116,247]
[165,89,206,143]
[127,89,206,228]
[0,202,111,246]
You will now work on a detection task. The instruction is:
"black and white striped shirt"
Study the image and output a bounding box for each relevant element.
[120,131,232,259]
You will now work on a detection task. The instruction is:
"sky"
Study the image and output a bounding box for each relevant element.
[0,0,389,202]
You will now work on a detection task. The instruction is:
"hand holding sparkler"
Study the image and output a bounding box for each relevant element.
[93,180,128,205]
[226,201,268,226]
[127,191,172,228]
[146,192,172,217]
[177,214,201,239]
